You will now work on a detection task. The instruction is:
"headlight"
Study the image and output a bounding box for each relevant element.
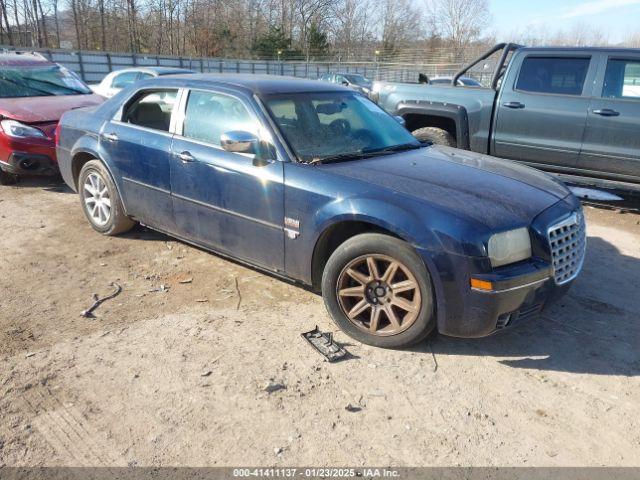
[487,227,532,268]
[0,119,47,139]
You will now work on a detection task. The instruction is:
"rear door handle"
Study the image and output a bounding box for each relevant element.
[593,109,620,117]
[102,132,118,142]
[175,151,195,163]
[503,101,525,109]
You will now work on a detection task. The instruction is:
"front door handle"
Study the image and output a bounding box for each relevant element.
[175,151,195,163]
[503,101,525,109]
[102,132,118,142]
[593,109,620,117]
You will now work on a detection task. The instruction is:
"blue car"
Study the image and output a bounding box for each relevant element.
[56,74,586,348]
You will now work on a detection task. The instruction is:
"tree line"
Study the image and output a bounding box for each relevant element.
[1,0,639,64]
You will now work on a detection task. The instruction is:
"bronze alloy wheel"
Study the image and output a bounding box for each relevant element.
[336,254,422,336]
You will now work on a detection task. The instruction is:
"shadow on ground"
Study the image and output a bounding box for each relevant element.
[417,235,640,377]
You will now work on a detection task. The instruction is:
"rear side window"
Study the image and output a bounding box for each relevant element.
[602,58,640,100]
[182,90,259,145]
[516,57,590,96]
[122,89,177,132]
[111,71,139,89]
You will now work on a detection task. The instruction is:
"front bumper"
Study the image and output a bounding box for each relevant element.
[0,152,58,176]
[419,195,583,338]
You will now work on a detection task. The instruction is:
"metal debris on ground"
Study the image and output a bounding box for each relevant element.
[345,403,362,413]
[301,326,349,363]
[80,282,122,318]
[178,277,193,284]
[149,284,169,293]
[263,381,286,394]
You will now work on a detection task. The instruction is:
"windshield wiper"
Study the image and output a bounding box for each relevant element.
[363,142,426,154]
[308,142,429,165]
[309,151,377,165]
[26,77,88,94]
[0,77,52,96]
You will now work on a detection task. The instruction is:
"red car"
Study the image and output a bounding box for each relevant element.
[0,52,103,184]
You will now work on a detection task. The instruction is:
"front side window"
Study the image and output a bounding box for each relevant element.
[603,58,640,100]
[112,71,139,89]
[516,57,590,96]
[264,91,420,163]
[0,63,91,98]
[182,90,259,145]
[122,89,177,131]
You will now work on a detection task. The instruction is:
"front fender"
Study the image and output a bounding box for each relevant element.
[312,196,441,251]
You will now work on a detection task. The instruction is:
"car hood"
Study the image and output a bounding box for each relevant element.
[319,145,571,231]
[0,94,104,123]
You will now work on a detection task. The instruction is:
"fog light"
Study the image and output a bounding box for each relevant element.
[470,278,493,291]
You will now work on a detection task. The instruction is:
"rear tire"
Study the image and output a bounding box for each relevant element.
[321,233,436,348]
[412,127,455,147]
[78,160,135,235]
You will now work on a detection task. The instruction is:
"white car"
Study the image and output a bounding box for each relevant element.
[90,67,194,98]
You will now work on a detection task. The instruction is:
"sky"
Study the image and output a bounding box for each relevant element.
[489,0,640,43]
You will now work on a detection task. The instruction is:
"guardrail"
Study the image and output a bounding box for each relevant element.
[2,46,466,84]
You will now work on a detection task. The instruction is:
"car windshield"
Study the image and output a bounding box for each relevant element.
[343,74,371,86]
[263,91,421,163]
[0,63,92,98]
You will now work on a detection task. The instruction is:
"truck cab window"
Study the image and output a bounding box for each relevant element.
[516,57,590,96]
[603,59,640,100]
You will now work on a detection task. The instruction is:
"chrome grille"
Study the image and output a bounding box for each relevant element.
[547,210,586,285]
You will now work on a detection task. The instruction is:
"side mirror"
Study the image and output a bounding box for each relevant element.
[220,130,275,167]
[341,81,349,86]
[394,116,406,127]
[220,131,259,154]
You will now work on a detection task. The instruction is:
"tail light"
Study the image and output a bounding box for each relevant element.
[54,122,62,147]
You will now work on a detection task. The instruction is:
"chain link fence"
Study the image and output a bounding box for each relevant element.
[2,46,468,84]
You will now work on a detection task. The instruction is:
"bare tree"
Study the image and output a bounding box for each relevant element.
[426,0,490,62]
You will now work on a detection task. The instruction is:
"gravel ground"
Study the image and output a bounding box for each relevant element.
[1,178,639,467]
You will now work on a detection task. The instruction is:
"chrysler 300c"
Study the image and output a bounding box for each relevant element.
[56,75,586,348]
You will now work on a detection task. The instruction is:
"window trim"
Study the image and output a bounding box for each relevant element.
[600,56,640,102]
[512,54,593,98]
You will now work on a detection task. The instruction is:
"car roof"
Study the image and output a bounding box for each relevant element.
[519,46,640,54]
[0,51,55,67]
[113,66,195,75]
[140,73,349,95]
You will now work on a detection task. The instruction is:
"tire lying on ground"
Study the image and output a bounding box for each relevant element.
[321,233,436,348]
[412,126,455,147]
[78,159,136,236]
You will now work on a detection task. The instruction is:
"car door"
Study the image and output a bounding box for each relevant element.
[580,54,640,182]
[100,88,178,231]
[169,88,285,271]
[492,53,597,171]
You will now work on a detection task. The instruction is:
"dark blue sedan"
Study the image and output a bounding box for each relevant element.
[56,74,586,348]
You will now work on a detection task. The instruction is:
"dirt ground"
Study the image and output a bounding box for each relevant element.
[1,177,639,467]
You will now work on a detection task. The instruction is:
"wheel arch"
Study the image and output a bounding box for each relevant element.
[70,148,128,215]
[397,103,470,149]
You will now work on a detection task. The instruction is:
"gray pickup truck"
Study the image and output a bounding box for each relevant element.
[373,43,640,193]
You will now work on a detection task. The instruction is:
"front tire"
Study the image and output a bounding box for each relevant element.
[321,233,435,348]
[412,126,455,147]
[78,160,135,235]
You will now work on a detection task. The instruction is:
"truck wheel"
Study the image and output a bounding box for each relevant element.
[0,170,17,185]
[412,127,455,147]
[78,160,135,236]
[321,233,436,348]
